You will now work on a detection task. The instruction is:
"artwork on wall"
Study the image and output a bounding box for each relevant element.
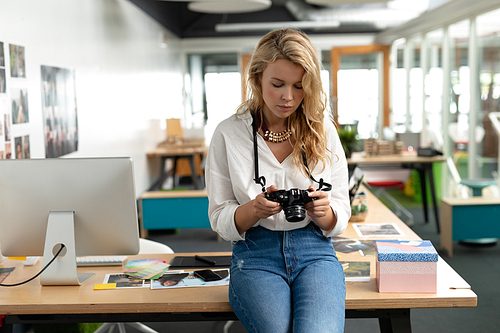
[11,88,29,124]
[0,41,4,67]
[14,136,22,159]
[23,134,30,158]
[0,110,9,159]
[0,42,5,94]
[9,44,25,78]
[1,41,30,160]
[0,41,8,158]
[4,143,11,159]
[0,68,5,94]
[13,135,30,159]
[3,114,11,142]
[41,65,78,158]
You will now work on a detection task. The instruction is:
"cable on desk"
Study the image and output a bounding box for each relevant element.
[0,244,66,287]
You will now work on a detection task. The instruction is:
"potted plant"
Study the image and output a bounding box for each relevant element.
[337,125,359,158]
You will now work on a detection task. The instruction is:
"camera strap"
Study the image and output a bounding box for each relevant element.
[252,114,267,193]
[251,112,331,193]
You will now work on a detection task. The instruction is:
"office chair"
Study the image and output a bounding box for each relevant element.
[361,165,414,226]
[93,239,174,333]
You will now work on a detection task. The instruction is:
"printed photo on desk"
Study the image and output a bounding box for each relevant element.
[103,273,148,289]
[151,269,229,290]
[341,261,370,282]
[0,267,15,283]
[352,223,405,237]
[331,238,380,256]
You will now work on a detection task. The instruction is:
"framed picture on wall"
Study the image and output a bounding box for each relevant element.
[14,136,22,159]
[0,68,5,93]
[9,44,25,78]
[12,135,31,159]
[11,88,29,124]
[0,41,5,67]
[4,142,11,159]
[4,114,11,142]
[1,101,11,159]
[41,65,78,158]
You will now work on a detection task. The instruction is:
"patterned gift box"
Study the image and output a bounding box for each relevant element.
[376,240,438,293]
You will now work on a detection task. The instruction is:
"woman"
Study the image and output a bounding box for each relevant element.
[206,28,350,333]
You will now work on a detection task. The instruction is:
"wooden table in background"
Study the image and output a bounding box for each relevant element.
[348,152,446,233]
[147,144,207,191]
[440,196,500,257]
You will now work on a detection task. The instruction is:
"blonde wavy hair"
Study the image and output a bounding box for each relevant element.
[238,28,331,176]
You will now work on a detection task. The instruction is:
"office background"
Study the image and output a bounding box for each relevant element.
[0,0,379,197]
[2,0,500,198]
[1,1,499,332]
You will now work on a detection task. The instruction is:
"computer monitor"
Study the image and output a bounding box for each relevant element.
[0,157,140,286]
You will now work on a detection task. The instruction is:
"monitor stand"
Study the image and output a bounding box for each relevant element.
[40,211,95,286]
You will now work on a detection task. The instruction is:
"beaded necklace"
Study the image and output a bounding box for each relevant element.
[256,111,292,143]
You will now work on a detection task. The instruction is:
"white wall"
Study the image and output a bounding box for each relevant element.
[0,0,184,195]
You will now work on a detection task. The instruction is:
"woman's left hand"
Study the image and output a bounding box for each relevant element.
[304,185,331,219]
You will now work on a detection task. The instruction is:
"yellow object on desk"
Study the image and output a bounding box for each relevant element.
[94,283,117,290]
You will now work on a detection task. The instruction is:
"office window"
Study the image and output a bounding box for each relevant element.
[321,50,332,120]
[409,37,424,133]
[187,53,240,144]
[204,71,241,144]
[392,38,434,135]
[337,53,379,139]
[478,7,500,171]
[387,3,500,193]
[447,20,473,178]
[392,42,406,133]
[424,29,445,148]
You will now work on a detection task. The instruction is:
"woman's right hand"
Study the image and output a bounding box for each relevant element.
[253,185,282,219]
[235,185,282,235]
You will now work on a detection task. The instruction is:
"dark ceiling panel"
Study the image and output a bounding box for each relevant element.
[129,0,196,37]
[182,6,297,38]
[130,0,309,38]
[129,0,393,39]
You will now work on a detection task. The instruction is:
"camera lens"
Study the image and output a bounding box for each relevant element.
[284,205,306,222]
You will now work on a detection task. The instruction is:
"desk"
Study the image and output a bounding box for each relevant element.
[0,191,476,333]
[147,145,207,191]
[348,152,446,233]
[441,196,500,256]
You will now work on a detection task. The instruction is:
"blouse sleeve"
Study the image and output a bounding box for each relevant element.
[205,121,246,241]
[323,121,351,238]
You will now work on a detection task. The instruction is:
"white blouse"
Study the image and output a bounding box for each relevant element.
[206,110,350,241]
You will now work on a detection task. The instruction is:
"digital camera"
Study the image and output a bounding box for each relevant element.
[265,188,316,222]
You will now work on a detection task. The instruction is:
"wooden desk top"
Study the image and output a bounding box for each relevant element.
[441,196,500,206]
[147,145,207,158]
[0,190,476,316]
[348,152,446,165]
[140,190,207,199]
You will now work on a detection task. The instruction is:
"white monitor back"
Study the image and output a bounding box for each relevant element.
[0,157,140,257]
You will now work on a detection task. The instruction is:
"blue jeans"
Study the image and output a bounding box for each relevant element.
[229,223,346,333]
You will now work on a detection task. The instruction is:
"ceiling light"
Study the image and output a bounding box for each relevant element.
[215,20,341,32]
[188,0,272,14]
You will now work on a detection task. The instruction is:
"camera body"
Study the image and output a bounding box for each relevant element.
[265,188,316,222]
